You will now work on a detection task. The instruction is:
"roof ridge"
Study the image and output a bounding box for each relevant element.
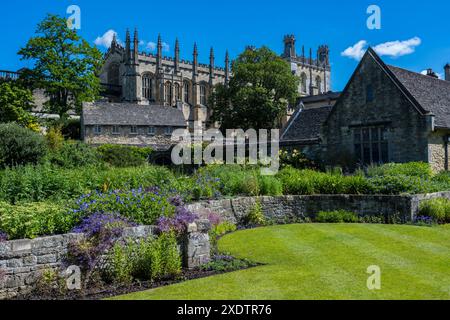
[387,64,450,85]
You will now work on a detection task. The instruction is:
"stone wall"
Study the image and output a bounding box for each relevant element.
[0,221,210,300]
[428,130,449,172]
[187,193,450,225]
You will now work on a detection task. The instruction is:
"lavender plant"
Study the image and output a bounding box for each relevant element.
[66,213,136,290]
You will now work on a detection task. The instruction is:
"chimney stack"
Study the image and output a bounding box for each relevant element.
[426,68,439,79]
[445,64,450,81]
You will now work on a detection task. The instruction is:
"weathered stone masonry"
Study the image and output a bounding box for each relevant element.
[187,192,450,225]
[0,221,210,300]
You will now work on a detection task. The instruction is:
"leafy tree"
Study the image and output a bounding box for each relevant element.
[18,14,103,117]
[0,81,37,129]
[210,46,299,130]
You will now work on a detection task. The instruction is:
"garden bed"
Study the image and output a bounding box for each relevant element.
[15,256,259,300]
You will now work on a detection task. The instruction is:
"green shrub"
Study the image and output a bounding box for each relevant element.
[45,141,101,168]
[315,210,359,223]
[0,123,48,168]
[0,201,73,239]
[0,164,178,204]
[97,144,152,167]
[419,198,450,223]
[368,175,435,195]
[258,175,283,196]
[367,162,433,179]
[107,232,181,283]
[45,126,65,151]
[244,200,266,226]
[279,148,318,170]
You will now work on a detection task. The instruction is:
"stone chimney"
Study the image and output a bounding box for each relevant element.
[426,68,439,79]
[445,64,450,81]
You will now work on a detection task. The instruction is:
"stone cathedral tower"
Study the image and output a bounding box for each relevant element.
[281,35,331,96]
[99,29,229,131]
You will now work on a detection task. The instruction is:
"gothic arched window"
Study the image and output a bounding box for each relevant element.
[108,63,120,86]
[200,84,207,105]
[174,83,181,101]
[183,81,190,103]
[142,73,153,100]
[300,73,307,94]
[165,82,173,105]
[316,76,322,94]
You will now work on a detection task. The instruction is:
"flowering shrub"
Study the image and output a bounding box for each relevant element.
[279,149,318,170]
[69,187,175,226]
[66,213,136,288]
[191,172,222,200]
[157,206,198,235]
[418,198,450,223]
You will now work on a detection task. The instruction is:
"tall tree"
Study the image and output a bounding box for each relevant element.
[18,14,102,117]
[210,46,299,130]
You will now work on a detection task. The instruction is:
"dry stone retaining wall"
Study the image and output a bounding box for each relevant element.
[186,192,450,225]
[0,222,210,300]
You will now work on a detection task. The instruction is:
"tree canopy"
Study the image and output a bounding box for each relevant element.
[18,14,103,117]
[0,81,38,131]
[210,46,299,130]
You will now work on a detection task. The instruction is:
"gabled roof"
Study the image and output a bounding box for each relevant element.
[326,47,450,129]
[387,65,450,128]
[82,102,187,127]
[281,105,333,143]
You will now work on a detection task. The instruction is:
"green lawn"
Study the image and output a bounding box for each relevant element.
[114,224,450,300]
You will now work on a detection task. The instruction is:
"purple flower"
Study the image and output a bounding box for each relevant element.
[414,216,434,225]
[0,231,8,242]
[157,207,198,234]
[169,195,184,207]
[207,212,222,227]
[72,213,136,238]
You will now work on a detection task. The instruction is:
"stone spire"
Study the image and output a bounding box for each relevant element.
[175,38,180,73]
[125,29,131,63]
[225,50,230,84]
[157,34,163,72]
[133,28,139,62]
[209,47,215,84]
[193,42,198,77]
[111,32,117,48]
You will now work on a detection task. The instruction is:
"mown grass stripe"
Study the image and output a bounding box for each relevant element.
[309,224,449,298]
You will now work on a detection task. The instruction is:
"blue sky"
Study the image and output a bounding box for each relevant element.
[1,0,450,90]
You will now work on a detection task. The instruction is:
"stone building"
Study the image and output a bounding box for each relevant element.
[81,102,187,151]
[280,91,340,159]
[282,48,450,172]
[281,35,331,97]
[99,32,332,130]
[99,29,229,131]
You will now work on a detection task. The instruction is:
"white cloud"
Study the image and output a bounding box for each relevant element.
[146,42,156,51]
[146,41,170,52]
[341,40,368,60]
[341,37,422,61]
[94,30,120,48]
[374,37,421,58]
